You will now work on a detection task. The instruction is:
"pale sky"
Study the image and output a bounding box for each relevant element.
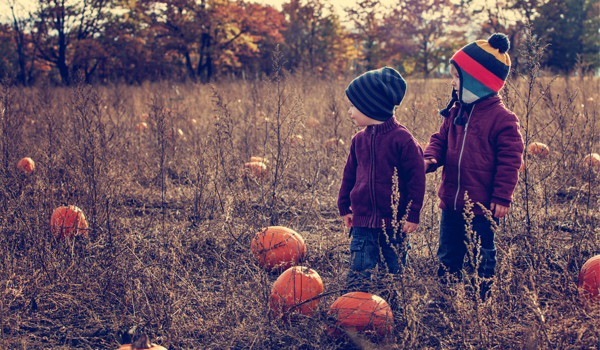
[2,0,497,25]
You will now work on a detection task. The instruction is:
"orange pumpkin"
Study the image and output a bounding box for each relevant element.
[50,205,89,239]
[270,266,323,320]
[17,157,35,173]
[242,161,267,179]
[136,122,148,132]
[578,255,600,306]
[167,128,184,139]
[290,134,304,146]
[328,292,394,337]
[117,334,166,350]
[323,138,345,148]
[251,226,306,271]
[250,156,269,165]
[583,153,600,167]
[307,119,320,128]
[527,142,549,158]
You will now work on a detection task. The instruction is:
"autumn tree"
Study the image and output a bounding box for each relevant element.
[30,0,111,84]
[0,25,17,80]
[384,0,468,77]
[8,1,35,85]
[99,2,172,84]
[531,0,599,75]
[281,0,357,76]
[345,0,387,71]
[132,0,286,82]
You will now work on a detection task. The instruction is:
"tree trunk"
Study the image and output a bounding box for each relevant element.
[57,28,69,84]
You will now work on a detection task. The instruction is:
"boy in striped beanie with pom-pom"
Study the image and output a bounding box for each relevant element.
[423,33,524,302]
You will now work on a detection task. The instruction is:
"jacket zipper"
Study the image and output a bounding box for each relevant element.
[453,106,475,210]
[370,126,377,227]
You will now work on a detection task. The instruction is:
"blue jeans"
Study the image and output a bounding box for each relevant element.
[437,210,498,283]
[347,227,409,292]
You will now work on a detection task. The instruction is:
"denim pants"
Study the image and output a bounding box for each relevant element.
[347,227,409,292]
[437,209,498,283]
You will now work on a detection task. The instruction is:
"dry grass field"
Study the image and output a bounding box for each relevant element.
[1,50,599,349]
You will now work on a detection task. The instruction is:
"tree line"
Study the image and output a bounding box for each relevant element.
[1,0,598,85]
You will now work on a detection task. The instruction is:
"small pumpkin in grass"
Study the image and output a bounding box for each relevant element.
[578,255,600,306]
[323,138,345,148]
[167,127,184,139]
[250,156,269,164]
[50,205,89,239]
[251,226,306,271]
[136,122,148,132]
[583,153,600,167]
[17,157,35,174]
[328,292,394,338]
[527,142,549,158]
[306,119,320,128]
[270,266,323,320]
[242,161,267,179]
[117,334,166,350]
[290,134,304,146]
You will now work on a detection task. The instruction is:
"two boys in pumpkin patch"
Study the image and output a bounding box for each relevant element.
[338,33,524,302]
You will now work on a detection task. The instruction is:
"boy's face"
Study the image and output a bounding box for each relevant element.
[348,103,383,127]
[450,65,460,91]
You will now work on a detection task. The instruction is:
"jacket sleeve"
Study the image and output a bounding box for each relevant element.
[338,138,357,216]
[400,137,426,224]
[491,115,524,206]
[423,114,451,173]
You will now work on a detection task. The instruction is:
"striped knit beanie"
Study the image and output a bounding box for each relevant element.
[345,67,407,122]
[440,33,511,125]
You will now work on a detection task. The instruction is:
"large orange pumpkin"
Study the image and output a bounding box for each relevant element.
[270,266,323,320]
[50,205,89,239]
[527,142,550,158]
[328,292,394,337]
[578,255,600,306]
[117,334,167,350]
[583,153,600,167]
[17,157,35,173]
[251,226,306,271]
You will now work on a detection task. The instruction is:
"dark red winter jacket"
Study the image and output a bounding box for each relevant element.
[338,117,425,227]
[424,96,524,215]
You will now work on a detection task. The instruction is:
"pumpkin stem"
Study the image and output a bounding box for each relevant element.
[132,334,152,349]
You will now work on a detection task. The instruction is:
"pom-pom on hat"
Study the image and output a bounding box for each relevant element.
[440,33,511,125]
[345,67,407,122]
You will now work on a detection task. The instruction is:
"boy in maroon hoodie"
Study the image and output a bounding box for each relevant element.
[338,67,426,293]
[424,33,524,300]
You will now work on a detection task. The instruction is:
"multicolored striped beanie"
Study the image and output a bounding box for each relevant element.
[346,67,407,122]
[440,33,511,126]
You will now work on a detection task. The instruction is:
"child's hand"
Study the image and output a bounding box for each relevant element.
[490,203,510,218]
[342,214,353,228]
[403,222,418,233]
[424,158,437,172]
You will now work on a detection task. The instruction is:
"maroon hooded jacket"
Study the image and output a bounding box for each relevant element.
[338,117,425,227]
[424,96,524,215]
